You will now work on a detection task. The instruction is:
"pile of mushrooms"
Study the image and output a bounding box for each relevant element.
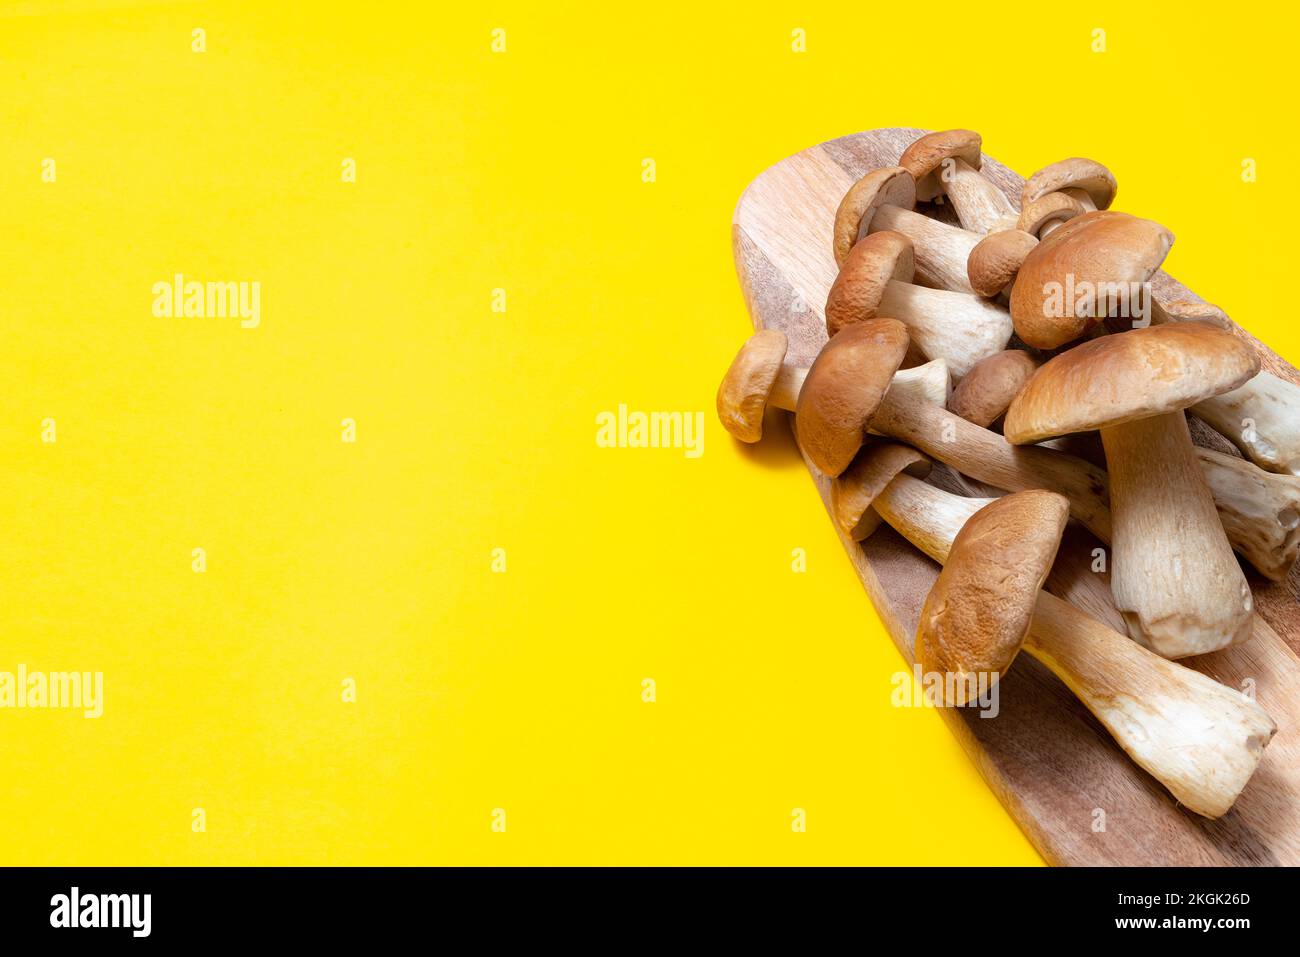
[717,129,1300,819]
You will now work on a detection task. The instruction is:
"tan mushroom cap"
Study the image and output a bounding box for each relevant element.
[1010,210,1175,350]
[716,329,788,443]
[948,350,1040,428]
[1017,190,1086,237]
[795,318,910,476]
[831,443,932,540]
[1162,299,1231,328]
[825,230,915,336]
[1003,321,1260,444]
[967,229,1037,298]
[1022,158,1117,210]
[832,166,917,266]
[899,129,983,202]
[916,490,1070,706]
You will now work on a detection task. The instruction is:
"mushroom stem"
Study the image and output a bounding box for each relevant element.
[1101,412,1254,658]
[941,158,1017,234]
[1061,187,1098,212]
[769,360,949,414]
[871,473,1275,819]
[869,390,1115,542]
[876,281,1013,378]
[773,357,1297,580]
[1191,370,1300,477]
[1196,447,1300,581]
[868,205,980,293]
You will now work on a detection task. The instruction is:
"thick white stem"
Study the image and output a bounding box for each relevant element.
[878,282,1012,378]
[872,474,1275,819]
[1192,370,1300,477]
[1102,412,1254,658]
[1196,447,1300,581]
[869,205,980,294]
[943,158,1017,234]
[769,359,949,414]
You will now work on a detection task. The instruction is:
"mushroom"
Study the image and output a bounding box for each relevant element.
[715,330,950,445]
[831,443,931,540]
[831,166,917,266]
[947,350,1039,429]
[1010,211,1174,350]
[1022,158,1118,213]
[967,229,1037,299]
[898,129,1016,234]
[717,333,1300,579]
[825,231,1012,377]
[916,490,1069,707]
[861,463,1275,819]
[795,318,910,475]
[1017,190,1087,238]
[1195,447,1300,582]
[1004,321,1260,658]
[833,166,984,293]
[1147,301,1300,478]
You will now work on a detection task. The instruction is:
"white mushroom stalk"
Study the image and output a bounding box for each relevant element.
[1191,369,1300,478]
[1196,447,1300,581]
[1149,300,1300,477]
[719,333,1300,582]
[1102,412,1254,657]
[825,231,1011,378]
[899,130,1016,235]
[868,205,980,293]
[870,472,1276,819]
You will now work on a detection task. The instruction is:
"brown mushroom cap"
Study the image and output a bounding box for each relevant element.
[1017,190,1086,237]
[1161,299,1231,328]
[899,129,983,202]
[716,329,788,443]
[916,490,1069,706]
[825,230,916,336]
[967,229,1037,298]
[1003,321,1261,444]
[948,350,1040,428]
[1022,158,1117,210]
[1010,210,1175,350]
[831,443,932,540]
[795,318,910,476]
[832,166,917,266]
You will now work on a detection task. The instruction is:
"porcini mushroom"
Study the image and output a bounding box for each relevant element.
[831,166,917,266]
[716,331,951,444]
[716,332,1299,577]
[825,231,1012,377]
[967,229,1038,299]
[1010,211,1174,350]
[795,318,910,475]
[1022,158,1118,213]
[1004,321,1260,657]
[899,129,1016,234]
[1147,301,1300,478]
[860,465,1275,819]
[831,443,931,540]
[916,490,1069,706]
[947,350,1039,429]
[1017,190,1087,238]
[1195,447,1300,582]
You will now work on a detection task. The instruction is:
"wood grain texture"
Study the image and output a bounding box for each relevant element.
[732,128,1300,866]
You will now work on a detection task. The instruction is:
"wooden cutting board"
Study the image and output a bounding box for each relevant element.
[732,127,1300,866]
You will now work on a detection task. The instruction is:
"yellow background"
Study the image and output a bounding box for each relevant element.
[0,0,1291,865]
